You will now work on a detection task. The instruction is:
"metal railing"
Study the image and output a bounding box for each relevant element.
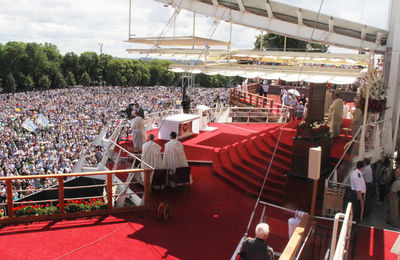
[330,203,353,260]
[0,168,152,224]
[323,118,392,217]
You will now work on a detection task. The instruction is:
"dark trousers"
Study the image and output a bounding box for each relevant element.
[351,190,362,222]
[365,182,373,216]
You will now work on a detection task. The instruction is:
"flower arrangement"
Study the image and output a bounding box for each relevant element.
[13,198,108,216]
[0,209,4,217]
[358,70,387,113]
[299,120,328,133]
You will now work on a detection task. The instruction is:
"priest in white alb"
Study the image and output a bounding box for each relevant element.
[327,93,344,138]
[163,131,188,173]
[131,111,147,153]
[141,134,163,169]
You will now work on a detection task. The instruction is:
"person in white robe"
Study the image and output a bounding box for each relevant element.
[163,131,188,173]
[141,134,163,186]
[131,111,147,153]
[327,93,344,138]
[141,134,163,169]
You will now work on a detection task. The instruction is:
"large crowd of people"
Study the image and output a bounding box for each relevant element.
[0,85,229,200]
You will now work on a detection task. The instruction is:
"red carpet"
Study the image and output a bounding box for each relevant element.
[0,165,288,259]
[2,122,397,259]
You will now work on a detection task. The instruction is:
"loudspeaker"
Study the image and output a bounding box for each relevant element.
[308,147,321,180]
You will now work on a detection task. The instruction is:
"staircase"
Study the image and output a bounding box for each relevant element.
[213,125,297,205]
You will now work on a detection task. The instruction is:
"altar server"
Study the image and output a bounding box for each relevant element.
[131,111,146,153]
[163,131,188,173]
[141,134,163,169]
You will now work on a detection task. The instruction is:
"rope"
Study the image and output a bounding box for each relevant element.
[55,221,131,259]
[233,0,326,258]
[294,0,325,88]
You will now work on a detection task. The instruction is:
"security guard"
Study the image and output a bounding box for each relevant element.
[350,161,366,222]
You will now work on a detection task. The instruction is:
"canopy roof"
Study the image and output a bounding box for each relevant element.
[169,63,363,84]
[126,48,369,66]
[126,36,230,47]
[155,0,388,52]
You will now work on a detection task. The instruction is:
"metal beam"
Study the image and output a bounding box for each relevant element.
[211,0,219,6]
[154,0,386,52]
[328,17,334,33]
[361,26,367,40]
[265,1,273,18]
[297,8,303,25]
[237,0,245,12]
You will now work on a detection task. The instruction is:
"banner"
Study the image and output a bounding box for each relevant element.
[37,114,50,127]
[22,118,38,132]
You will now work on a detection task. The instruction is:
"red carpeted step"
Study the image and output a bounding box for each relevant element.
[243,139,291,172]
[227,144,286,186]
[234,142,289,175]
[215,149,284,204]
[253,135,292,165]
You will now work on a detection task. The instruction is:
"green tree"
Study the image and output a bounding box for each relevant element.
[25,42,50,87]
[80,71,91,87]
[65,71,76,86]
[24,75,35,90]
[38,75,51,90]
[42,43,62,64]
[5,73,16,93]
[54,71,67,88]
[79,52,99,83]
[61,52,80,80]
[254,33,328,52]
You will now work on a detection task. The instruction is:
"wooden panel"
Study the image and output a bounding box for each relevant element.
[307,83,327,124]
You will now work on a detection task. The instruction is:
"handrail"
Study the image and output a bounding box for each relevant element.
[331,203,353,260]
[280,214,312,259]
[230,88,292,110]
[108,139,154,169]
[0,168,147,181]
[326,118,392,186]
[0,168,152,224]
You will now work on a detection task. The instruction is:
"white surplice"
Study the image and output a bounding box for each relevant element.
[163,139,188,173]
[131,117,147,153]
[141,141,163,169]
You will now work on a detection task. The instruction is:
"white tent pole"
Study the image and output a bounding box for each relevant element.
[192,12,196,49]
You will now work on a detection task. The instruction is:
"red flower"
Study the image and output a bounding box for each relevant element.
[41,205,44,208]
[99,198,103,202]
[65,203,69,207]
[84,201,89,205]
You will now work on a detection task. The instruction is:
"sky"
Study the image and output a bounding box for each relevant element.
[0,0,391,58]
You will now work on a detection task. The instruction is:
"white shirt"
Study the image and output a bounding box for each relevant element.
[141,141,163,169]
[350,168,366,193]
[362,165,373,183]
[163,139,188,172]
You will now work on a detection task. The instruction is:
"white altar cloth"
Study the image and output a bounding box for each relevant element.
[158,114,200,140]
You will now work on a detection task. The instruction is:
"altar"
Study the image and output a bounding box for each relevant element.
[158,114,200,140]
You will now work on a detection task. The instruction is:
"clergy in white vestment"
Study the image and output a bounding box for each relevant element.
[163,131,188,173]
[131,111,147,153]
[141,134,163,169]
[327,93,344,138]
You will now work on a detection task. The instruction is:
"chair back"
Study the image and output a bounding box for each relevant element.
[171,166,191,184]
[152,169,168,187]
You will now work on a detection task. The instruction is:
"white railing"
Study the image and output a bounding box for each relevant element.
[330,203,353,260]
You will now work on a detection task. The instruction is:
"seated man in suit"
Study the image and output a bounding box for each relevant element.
[163,131,188,173]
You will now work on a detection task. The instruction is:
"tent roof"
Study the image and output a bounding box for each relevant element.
[169,63,362,84]
[125,36,230,47]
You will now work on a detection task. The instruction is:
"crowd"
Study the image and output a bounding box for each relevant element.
[0,85,229,200]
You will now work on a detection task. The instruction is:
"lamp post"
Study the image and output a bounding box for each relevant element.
[98,43,103,86]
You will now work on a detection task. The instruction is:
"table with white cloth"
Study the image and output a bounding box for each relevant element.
[158,114,200,140]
